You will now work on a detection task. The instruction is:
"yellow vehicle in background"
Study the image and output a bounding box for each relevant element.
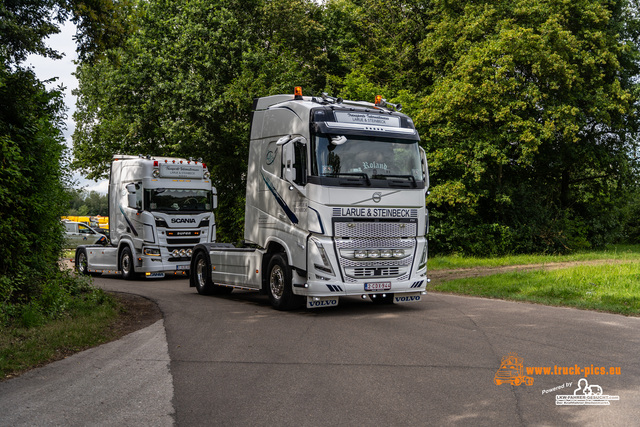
[62,216,109,232]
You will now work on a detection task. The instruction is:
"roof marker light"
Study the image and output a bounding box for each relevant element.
[294,86,303,100]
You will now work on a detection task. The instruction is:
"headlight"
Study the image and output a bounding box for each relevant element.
[144,247,161,257]
[310,237,335,277]
[381,249,393,258]
[418,245,428,270]
[393,249,405,258]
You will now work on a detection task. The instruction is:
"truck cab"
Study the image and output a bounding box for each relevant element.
[76,155,216,279]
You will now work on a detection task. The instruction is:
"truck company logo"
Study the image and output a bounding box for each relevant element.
[170,218,196,224]
[333,207,417,218]
[266,150,276,165]
[160,164,202,178]
[394,295,421,303]
[334,111,401,128]
[307,298,338,308]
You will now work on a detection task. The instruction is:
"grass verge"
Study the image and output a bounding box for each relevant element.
[428,244,640,270]
[429,261,640,316]
[0,293,119,380]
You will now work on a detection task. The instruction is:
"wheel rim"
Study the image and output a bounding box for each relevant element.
[121,253,130,275]
[270,265,284,300]
[196,257,206,287]
[78,252,86,273]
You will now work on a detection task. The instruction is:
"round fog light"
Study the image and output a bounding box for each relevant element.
[186,249,193,257]
[179,249,187,257]
[172,249,180,257]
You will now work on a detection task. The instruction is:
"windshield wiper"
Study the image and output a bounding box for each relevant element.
[326,173,371,186]
[372,174,417,188]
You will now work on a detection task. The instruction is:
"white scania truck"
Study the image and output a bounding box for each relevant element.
[75,155,216,279]
[190,88,429,309]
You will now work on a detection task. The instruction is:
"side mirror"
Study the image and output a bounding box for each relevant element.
[126,183,140,210]
[419,147,429,192]
[283,142,297,182]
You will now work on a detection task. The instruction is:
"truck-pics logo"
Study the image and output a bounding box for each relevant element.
[494,353,534,386]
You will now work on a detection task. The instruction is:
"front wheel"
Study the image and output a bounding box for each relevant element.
[120,246,136,280]
[267,253,304,311]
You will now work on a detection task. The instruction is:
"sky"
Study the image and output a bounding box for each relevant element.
[25,20,109,194]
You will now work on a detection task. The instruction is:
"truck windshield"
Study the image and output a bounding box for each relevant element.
[311,135,423,188]
[144,189,212,212]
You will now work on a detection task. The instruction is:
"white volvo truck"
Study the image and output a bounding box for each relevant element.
[75,155,216,279]
[190,88,429,309]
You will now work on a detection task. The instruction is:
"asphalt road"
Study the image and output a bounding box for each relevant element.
[2,275,639,426]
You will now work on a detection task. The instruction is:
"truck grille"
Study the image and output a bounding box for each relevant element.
[333,226,416,283]
[334,221,416,238]
[167,237,200,245]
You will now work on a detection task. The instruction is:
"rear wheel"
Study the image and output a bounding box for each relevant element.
[267,253,304,311]
[75,248,90,276]
[193,251,232,295]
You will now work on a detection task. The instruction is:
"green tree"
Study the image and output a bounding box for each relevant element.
[418,0,640,254]
[73,0,325,242]
[1,1,71,277]
[66,189,108,216]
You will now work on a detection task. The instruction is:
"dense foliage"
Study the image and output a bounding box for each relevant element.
[73,0,328,240]
[72,0,640,254]
[0,0,115,325]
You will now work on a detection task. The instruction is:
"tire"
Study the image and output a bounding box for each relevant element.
[193,251,233,295]
[75,248,90,276]
[369,293,395,304]
[120,246,136,280]
[267,253,304,311]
